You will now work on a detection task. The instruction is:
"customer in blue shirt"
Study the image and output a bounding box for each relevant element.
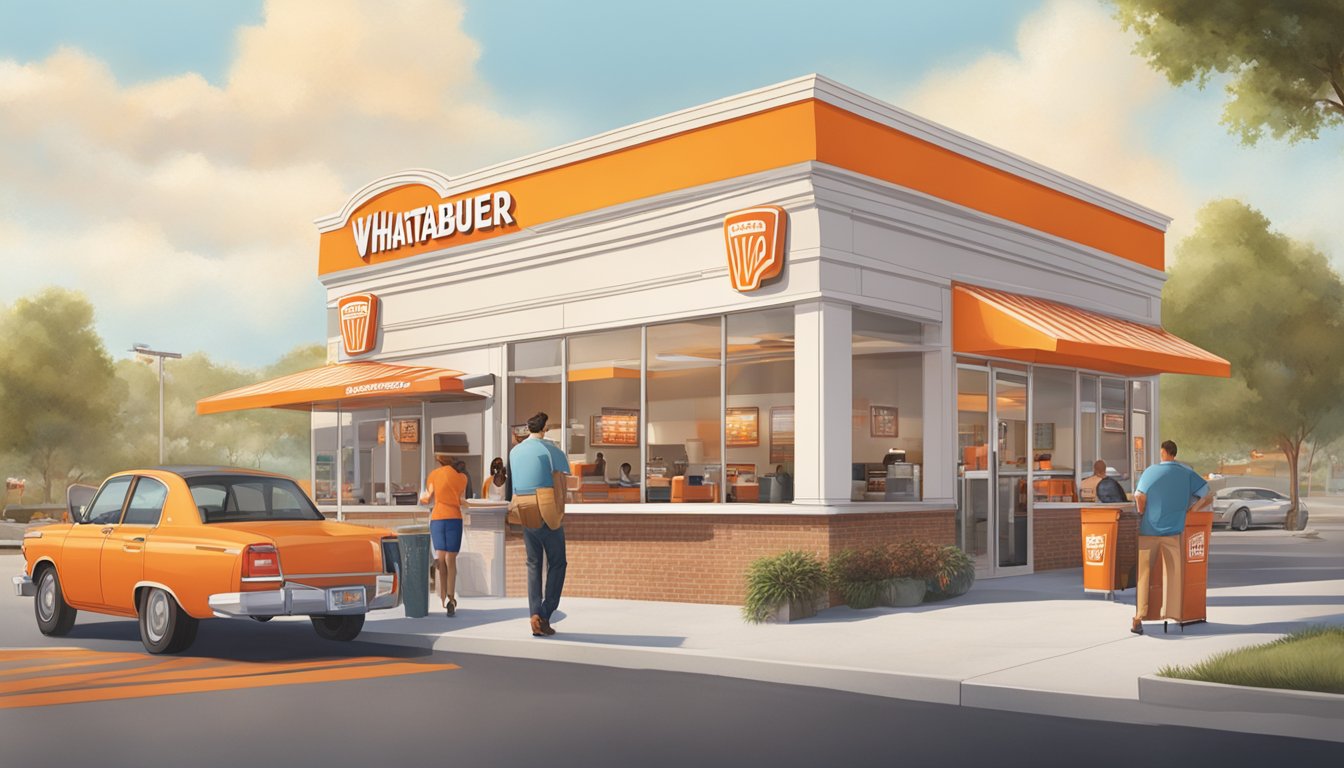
[1130,440,1210,635]
[507,411,571,638]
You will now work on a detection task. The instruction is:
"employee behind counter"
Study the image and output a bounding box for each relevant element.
[1079,460,1129,503]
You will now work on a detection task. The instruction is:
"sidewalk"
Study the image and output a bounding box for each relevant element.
[361,566,1344,744]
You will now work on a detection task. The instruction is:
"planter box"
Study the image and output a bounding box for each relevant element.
[881,578,928,607]
[766,595,823,623]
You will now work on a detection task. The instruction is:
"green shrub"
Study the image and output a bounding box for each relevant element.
[828,547,893,609]
[925,545,975,601]
[742,550,828,623]
[888,539,942,581]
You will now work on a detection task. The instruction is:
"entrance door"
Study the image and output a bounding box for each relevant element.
[956,364,1032,577]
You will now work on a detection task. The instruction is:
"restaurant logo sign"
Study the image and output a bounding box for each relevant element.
[723,205,787,292]
[1084,533,1107,565]
[1186,531,1206,563]
[338,293,379,357]
[351,190,516,259]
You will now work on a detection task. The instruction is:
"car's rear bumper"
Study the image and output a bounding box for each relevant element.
[12,574,35,597]
[208,575,399,618]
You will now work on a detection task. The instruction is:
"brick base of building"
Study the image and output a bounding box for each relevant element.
[503,510,956,605]
[1033,506,1138,589]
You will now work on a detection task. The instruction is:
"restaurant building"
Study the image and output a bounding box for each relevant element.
[198,76,1228,605]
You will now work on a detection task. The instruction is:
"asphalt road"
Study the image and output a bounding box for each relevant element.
[1,506,1341,767]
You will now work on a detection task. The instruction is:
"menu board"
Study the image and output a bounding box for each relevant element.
[592,408,639,446]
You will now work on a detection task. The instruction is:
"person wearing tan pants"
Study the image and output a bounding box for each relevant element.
[1131,440,1211,635]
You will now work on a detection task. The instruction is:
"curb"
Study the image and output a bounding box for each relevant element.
[360,626,1341,743]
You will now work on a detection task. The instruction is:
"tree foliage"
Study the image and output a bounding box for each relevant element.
[1115,0,1344,144]
[1161,200,1344,526]
[0,289,124,501]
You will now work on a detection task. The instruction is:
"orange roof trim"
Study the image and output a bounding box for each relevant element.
[196,361,470,415]
[952,283,1230,378]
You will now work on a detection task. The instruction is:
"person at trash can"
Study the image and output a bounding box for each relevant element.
[420,454,467,617]
[482,457,510,502]
[1081,460,1128,503]
[1130,440,1211,635]
[508,411,571,637]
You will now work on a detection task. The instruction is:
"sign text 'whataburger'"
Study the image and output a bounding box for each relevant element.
[352,190,516,259]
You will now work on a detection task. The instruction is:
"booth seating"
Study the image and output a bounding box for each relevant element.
[732,483,760,502]
[671,476,718,503]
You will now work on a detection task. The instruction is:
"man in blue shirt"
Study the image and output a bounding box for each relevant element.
[1131,440,1210,635]
[508,412,571,637]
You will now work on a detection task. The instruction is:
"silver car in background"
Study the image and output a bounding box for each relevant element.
[1212,486,1308,531]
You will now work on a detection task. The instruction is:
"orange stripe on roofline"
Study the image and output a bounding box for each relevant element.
[0,661,459,710]
[319,99,1164,277]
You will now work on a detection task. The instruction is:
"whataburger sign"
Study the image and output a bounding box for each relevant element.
[724,205,787,292]
[352,190,516,259]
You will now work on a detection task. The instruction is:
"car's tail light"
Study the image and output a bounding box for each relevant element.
[242,544,282,580]
[381,538,401,574]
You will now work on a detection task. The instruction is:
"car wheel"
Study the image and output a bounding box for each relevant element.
[251,616,274,623]
[139,588,199,654]
[34,567,77,636]
[310,614,365,642]
[1231,509,1250,532]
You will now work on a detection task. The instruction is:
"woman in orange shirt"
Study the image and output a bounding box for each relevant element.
[420,454,467,616]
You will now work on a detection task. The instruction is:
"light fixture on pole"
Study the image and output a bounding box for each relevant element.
[131,343,182,465]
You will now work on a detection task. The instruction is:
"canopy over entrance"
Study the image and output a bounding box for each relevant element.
[197,361,480,415]
[952,283,1230,378]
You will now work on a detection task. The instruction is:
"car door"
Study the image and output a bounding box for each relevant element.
[1257,489,1289,525]
[101,476,168,614]
[61,476,133,607]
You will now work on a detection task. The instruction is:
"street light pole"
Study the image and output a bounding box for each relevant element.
[131,344,183,465]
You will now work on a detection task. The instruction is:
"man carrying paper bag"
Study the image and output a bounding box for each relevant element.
[507,412,570,637]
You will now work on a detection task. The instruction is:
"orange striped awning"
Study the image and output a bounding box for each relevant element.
[197,361,472,415]
[952,283,1230,378]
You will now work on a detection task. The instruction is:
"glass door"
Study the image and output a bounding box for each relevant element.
[994,369,1030,573]
[956,366,990,572]
[957,363,1032,577]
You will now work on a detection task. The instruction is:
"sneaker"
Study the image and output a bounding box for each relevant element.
[540,617,556,636]
[530,614,545,636]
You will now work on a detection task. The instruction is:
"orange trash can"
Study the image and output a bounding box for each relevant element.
[1142,509,1214,631]
[1081,507,1120,598]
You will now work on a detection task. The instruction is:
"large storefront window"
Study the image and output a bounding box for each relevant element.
[426,402,486,500]
[647,318,723,503]
[312,410,340,506]
[567,328,641,502]
[1031,368,1076,502]
[726,308,794,503]
[851,309,925,501]
[1131,380,1153,480]
[509,339,563,449]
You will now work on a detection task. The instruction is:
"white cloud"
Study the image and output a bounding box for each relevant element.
[896,0,1198,252]
[0,0,541,366]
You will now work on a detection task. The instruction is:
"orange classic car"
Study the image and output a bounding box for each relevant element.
[12,467,401,654]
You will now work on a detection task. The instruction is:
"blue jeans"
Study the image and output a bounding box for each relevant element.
[522,524,567,621]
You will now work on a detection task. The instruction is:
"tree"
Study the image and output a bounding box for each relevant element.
[1162,200,1344,528]
[0,289,125,501]
[1114,0,1344,144]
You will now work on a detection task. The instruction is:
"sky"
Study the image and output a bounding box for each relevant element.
[0,0,1339,368]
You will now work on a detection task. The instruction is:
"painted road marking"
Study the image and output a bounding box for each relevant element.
[0,649,458,709]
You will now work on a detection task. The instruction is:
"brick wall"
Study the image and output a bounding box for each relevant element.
[503,509,956,605]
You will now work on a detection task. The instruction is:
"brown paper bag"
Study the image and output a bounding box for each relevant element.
[507,494,543,529]
[536,470,566,530]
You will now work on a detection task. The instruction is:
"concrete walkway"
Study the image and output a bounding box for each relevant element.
[361,558,1344,744]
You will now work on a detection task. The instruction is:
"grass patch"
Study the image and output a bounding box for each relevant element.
[1158,625,1344,694]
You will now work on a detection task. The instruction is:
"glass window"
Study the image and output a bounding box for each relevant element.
[1131,380,1152,480]
[1080,375,1098,480]
[85,476,132,524]
[348,408,387,505]
[1100,378,1130,486]
[188,475,323,523]
[387,406,423,505]
[726,308,794,504]
[123,477,168,526]
[567,327,642,503]
[427,402,487,501]
[509,339,564,452]
[647,318,722,503]
[1031,368,1076,501]
[851,309,925,501]
[312,410,339,505]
